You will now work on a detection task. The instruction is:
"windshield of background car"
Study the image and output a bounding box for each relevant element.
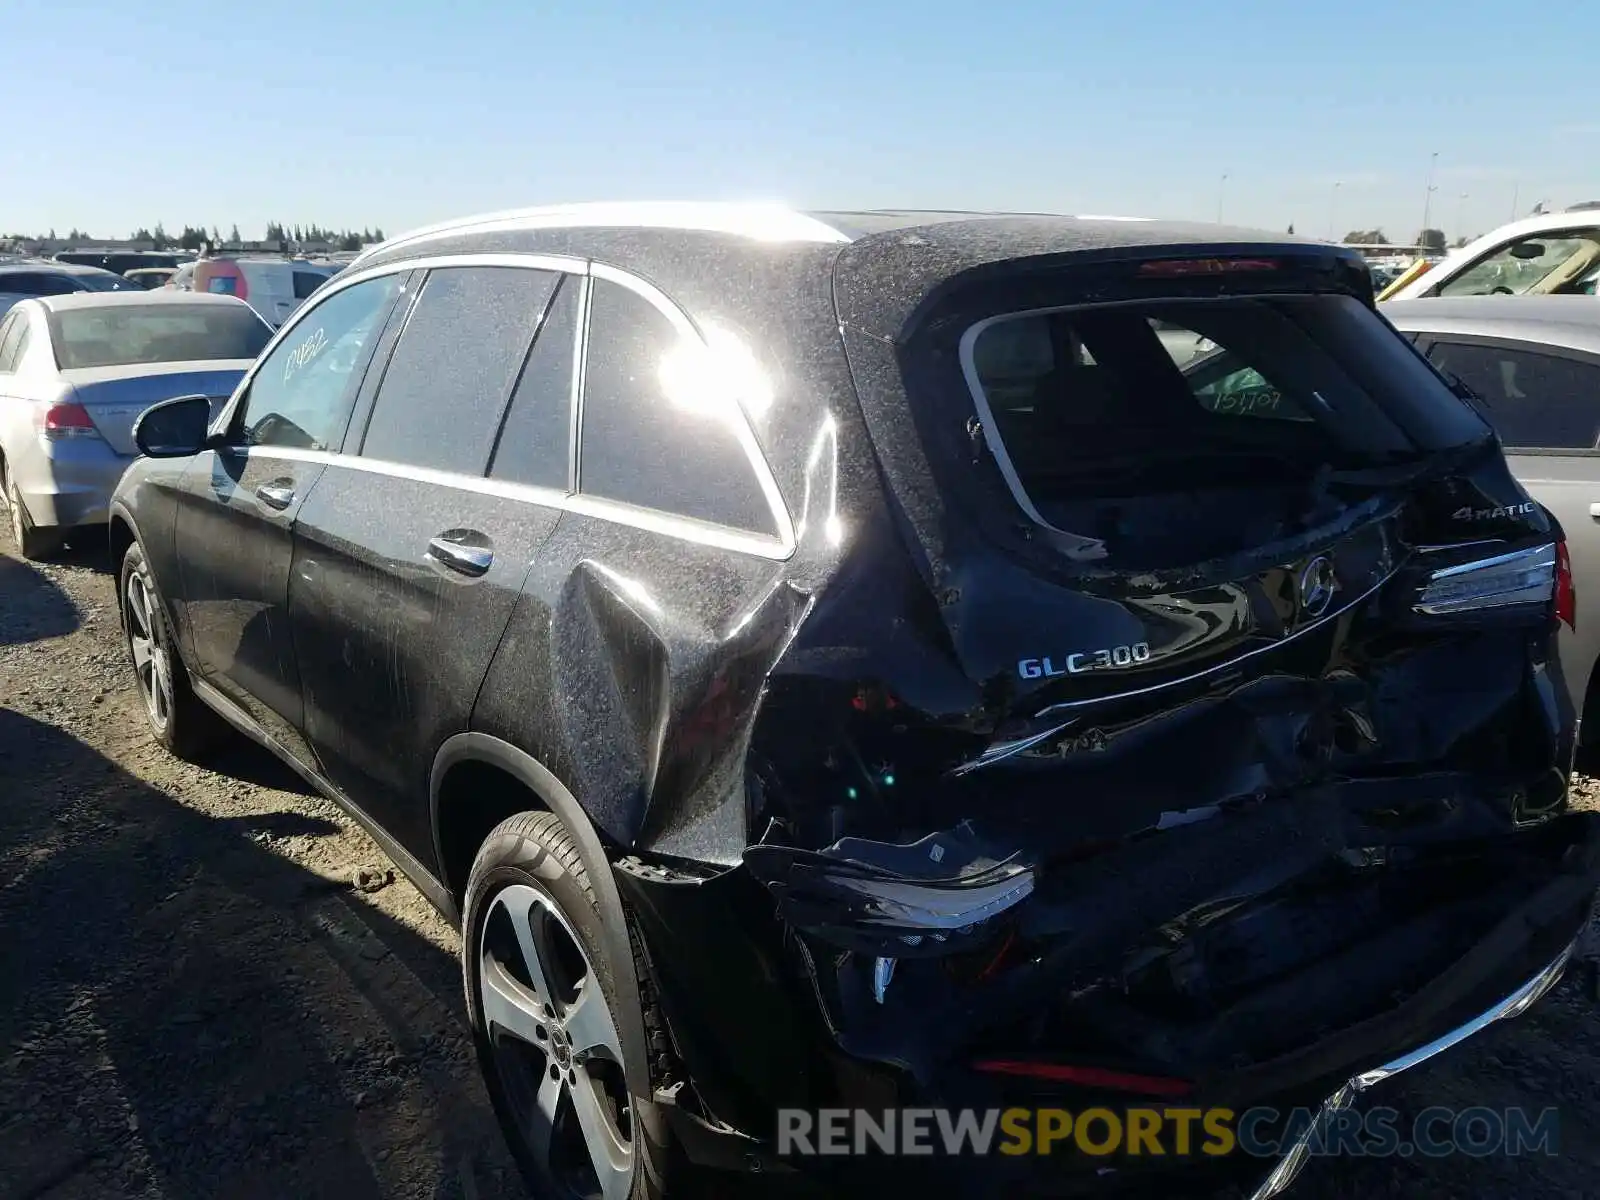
[1437,229,1600,297]
[49,304,273,368]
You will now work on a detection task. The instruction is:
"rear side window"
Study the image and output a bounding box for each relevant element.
[488,274,578,490]
[1427,339,1600,450]
[578,277,776,535]
[207,276,238,295]
[359,266,559,476]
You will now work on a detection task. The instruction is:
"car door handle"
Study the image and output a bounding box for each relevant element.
[426,533,493,577]
[256,482,295,510]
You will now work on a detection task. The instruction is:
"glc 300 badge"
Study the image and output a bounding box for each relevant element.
[1019,642,1152,680]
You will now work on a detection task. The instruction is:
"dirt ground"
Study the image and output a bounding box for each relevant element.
[3,532,1600,1200]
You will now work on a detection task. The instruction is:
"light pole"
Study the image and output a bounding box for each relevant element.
[1217,173,1229,223]
[1456,192,1469,243]
[1420,152,1439,245]
[1328,180,1342,241]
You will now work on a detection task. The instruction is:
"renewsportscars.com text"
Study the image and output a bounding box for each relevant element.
[776,1105,1560,1159]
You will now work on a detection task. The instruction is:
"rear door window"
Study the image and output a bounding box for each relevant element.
[487,274,579,491]
[358,265,559,476]
[1426,338,1600,450]
[577,276,777,536]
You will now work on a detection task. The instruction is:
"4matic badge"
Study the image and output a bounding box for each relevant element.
[1018,642,1152,680]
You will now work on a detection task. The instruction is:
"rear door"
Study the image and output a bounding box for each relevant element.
[288,260,577,865]
[174,271,406,764]
[1418,333,1600,715]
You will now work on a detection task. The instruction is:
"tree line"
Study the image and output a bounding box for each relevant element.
[10,223,388,252]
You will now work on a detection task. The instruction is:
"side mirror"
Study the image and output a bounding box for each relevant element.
[133,394,215,458]
[1509,242,1547,261]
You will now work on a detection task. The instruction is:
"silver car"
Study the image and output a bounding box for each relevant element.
[0,292,272,558]
[1382,295,1600,754]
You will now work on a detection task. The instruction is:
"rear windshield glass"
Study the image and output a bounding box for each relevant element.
[964,295,1490,564]
[49,304,272,369]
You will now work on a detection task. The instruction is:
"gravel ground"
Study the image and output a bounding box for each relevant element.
[3,530,1599,1200]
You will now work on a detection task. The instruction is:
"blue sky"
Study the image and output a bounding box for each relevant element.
[8,0,1598,244]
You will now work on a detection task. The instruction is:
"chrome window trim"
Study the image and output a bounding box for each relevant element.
[567,273,592,493]
[217,250,796,560]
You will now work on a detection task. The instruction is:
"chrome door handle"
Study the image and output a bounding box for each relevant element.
[256,482,295,510]
[427,534,493,577]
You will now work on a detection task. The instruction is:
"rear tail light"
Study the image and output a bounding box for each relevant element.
[37,402,101,440]
[1556,540,1577,631]
[1413,542,1559,617]
[970,1060,1195,1098]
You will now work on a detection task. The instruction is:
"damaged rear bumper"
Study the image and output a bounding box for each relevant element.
[619,808,1600,1195]
[1248,941,1574,1200]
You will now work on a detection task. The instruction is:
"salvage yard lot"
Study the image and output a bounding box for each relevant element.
[3,535,1600,1200]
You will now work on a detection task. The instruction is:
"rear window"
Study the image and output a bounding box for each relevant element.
[49,304,273,369]
[963,295,1491,563]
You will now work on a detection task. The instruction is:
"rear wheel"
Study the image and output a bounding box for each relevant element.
[463,811,671,1200]
[3,460,62,561]
[120,540,220,760]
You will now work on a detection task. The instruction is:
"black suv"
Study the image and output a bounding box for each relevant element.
[111,205,1599,1200]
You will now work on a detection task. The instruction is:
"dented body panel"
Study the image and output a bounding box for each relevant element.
[112,210,1598,1197]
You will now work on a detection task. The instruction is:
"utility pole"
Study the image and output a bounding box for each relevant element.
[1420,151,1439,246]
[1328,181,1342,241]
[1217,173,1229,223]
[1456,192,1469,243]
[1510,182,1520,221]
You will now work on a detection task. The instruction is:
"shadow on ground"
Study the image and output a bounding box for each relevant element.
[0,707,520,1200]
[0,557,79,646]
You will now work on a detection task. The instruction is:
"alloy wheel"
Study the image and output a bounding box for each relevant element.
[479,883,634,1200]
[124,568,174,731]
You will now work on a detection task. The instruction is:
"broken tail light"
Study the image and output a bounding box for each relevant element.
[743,823,1034,958]
[1413,542,1559,618]
[37,402,100,440]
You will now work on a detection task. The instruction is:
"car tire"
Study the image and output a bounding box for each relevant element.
[463,811,673,1200]
[119,539,220,760]
[3,460,62,561]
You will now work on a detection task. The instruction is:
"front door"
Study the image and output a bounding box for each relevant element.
[290,263,577,864]
[175,272,405,764]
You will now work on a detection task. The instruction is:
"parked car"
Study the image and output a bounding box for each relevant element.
[1383,210,1600,301]
[107,204,1596,1200]
[189,255,340,327]
[0,260,143,317]
[0,292,271,558]
[1382,295,1600,752]
[53,250,186,276]
[124,267,177,290]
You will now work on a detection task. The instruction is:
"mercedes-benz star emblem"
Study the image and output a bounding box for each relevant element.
[1298,555,1338,619]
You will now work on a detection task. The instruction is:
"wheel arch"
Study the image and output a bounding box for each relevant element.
[430,732,651,1089]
